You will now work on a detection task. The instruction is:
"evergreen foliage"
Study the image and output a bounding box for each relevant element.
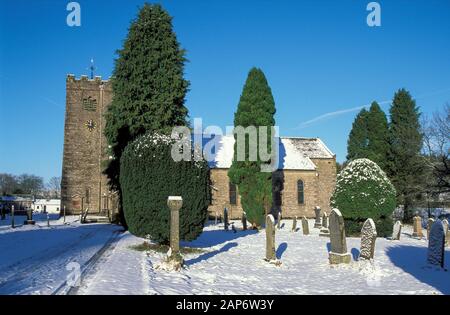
[104,3,189,226]
[331,158,397,237]
[366,102,389,170]
[120,133,210,243]
[346,109,369,161]
[228,68,276,228]
[387,89,424,220]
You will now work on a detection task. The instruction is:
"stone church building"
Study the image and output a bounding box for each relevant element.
[61,75,336,219]
[206,135,336,219]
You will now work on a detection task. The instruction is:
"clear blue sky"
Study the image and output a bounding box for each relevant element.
[1,0,450,182]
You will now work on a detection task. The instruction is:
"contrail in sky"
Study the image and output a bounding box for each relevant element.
[292,88,450,130]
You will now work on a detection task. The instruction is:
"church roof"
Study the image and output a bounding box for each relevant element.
[202,135,334,170]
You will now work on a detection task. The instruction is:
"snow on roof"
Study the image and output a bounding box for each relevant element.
[202,135,334,170]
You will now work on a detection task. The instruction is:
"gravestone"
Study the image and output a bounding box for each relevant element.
[224,207,229,231]
[166,196,184,269]
[328,208,352,264]
[442,219,449,247]
[301,217,310,235]
[412,215,423,238]
[391,221,402,241]
[427,219,445,268]
[215,211,219,225]
[359,218,377,260]
[277,212,282,229]
[265,214,276,261]
[314,206,322,228]
[292,216,297,232]
[242,212,247,231]
[427,218,435,240]
[322,212,328,229]
[319,212,330,237]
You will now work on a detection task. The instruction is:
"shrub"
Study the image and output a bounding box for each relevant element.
[331,158,396,237]
[120,133,210,243]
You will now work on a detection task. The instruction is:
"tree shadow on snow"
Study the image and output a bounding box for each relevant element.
[182,229,258,248]
[386,245,450,294]
[276,242,288,259]
[184,242,238,266]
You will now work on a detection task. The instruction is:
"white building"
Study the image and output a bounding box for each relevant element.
[32,199,61,214]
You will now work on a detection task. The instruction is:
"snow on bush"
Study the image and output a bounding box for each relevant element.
[331,158,397,237]
[120,132,210,243]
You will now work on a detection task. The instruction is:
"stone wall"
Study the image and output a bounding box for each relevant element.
[61,75,116,215]
[207,156,336,219]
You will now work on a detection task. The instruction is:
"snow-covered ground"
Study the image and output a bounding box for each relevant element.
[0,215,121,295]
[77,219,450,295]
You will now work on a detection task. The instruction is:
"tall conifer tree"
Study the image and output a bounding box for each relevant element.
[228,68,276,228]
[347,109,369,161]
[387,89,424,220]
[104,4,189,226]
[366,102,389,170]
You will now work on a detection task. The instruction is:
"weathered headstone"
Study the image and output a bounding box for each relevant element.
[301,217,310,235]
[265,214,276,261]
[391,221,402,241]
[427,218,435,240]
[314,206,322,228]
[224,207,229,231]
[167,196,184,269]
[242,212,247,231]
[359,218,377,260]
[412,215,423,238]
[322,212,328,229]
[292,216,297,232]
[427,219,445,268]
[277,211,282,229]
[319,212,330,237]
[328,208,352,264]
[442,219,449,247]
[215,211,219,225]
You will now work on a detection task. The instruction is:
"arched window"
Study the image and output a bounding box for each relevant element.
[229,182,237,205]
[297,180,305,205]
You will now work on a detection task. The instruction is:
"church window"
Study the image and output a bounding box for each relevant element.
[229,182,237,205]
[297,180,305,205]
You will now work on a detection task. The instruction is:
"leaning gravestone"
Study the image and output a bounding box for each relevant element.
[391,221,402,241]
[302,217,310,235]
[314,206,322,228]
[265,214,276,261]
[427,219,445,268]
[427,218,435,240]
[242,212,247,231]
[328,208,352,264]
[412,215,423,238]
[442,219,449,247]
[359,218,377,260]
[292,216,297,232]
[224,207,229,231]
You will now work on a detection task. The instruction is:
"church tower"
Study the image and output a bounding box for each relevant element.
[61,74,117,217]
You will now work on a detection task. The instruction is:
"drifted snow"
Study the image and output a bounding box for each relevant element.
[78,220,450,295]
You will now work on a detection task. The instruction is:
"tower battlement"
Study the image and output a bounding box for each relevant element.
[66,74,111,84]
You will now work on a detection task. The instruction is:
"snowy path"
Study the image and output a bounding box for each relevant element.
[0,218,121,295]
[78,220,450,295]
